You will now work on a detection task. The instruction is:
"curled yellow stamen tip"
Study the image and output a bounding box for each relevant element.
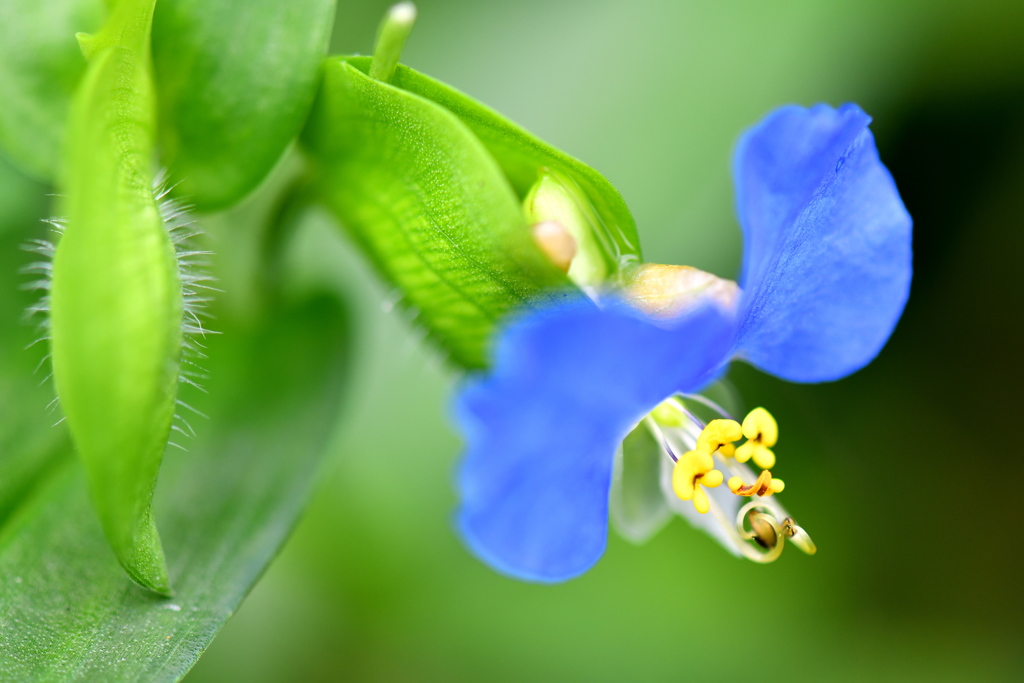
[671,451,722,514]
[735,503,817,561]
[696,419,741,457]
[782,517,817,555]
[728,470,782,497]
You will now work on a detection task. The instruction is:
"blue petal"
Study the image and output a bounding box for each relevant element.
[732,104,912,382]
[455,299,735,582]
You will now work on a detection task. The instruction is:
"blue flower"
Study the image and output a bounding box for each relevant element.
[454,104,912,582]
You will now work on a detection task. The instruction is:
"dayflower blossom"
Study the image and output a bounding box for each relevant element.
[453,103,912,582]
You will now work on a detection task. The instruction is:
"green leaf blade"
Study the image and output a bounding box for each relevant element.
[0,291,351,682]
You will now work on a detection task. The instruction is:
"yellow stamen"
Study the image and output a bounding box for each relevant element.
[727,470,784,497]
[734,504,817,561]
[696,418,741,458]
[735,407,777,469]
[782,517,817,555]
[671,451,723,514]
[746,509,779,550]
[735,502,785,562]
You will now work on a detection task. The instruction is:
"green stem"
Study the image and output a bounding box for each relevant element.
[369,2,417,83]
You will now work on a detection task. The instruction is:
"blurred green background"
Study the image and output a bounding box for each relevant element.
[6,0,1024,680]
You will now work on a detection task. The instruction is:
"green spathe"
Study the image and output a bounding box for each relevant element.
[49,0,179,595]
[302,56,641,369]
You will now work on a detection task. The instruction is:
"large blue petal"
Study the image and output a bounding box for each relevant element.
[454,298,735,582]
[733,104,912,382]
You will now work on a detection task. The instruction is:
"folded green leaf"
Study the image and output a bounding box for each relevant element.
[152,0,336,211]
[302,54,641,369]
[379,59,642,272]
[0,0,104,180]
[50,0,179,594]
[0,289,351,682]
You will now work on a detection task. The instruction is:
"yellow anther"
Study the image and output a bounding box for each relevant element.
[727,470,784,497]
[735,407,778,469]
[672,451,723,514]
[696,419,741,458]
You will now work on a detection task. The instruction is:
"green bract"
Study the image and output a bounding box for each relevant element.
[152,0,336,211]
[302,56,641,368]
[49,0,180,594]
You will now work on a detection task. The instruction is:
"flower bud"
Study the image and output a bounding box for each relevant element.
[524,170,611,288]
[530,221,577,273]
